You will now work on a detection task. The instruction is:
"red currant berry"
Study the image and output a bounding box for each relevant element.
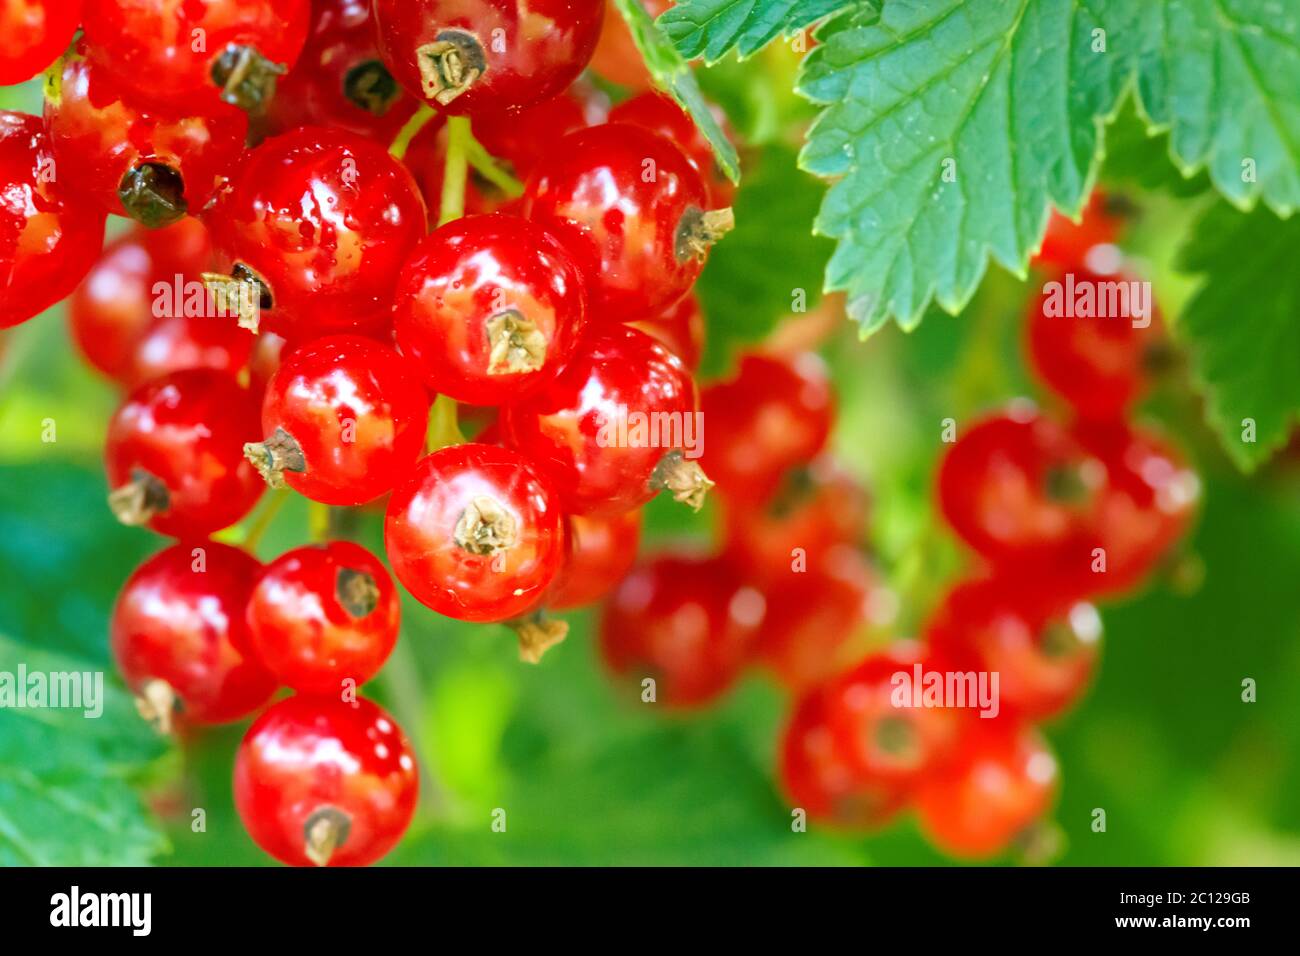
[208,126,427,342]
[384,442,564,624]
[46,44,249,228]
[722,455,869,584]
[112,542,276,730]
[546,508,642,610]
[779,683,908,829]
[936,405,1104,576]
[82,0,311,113]
[373,0,604,116]
[234,695,418,867]
[249,335,430,506]
[69,219,255,388]
[0,0,82,84]
[756,545,879,691]
[393,213,587,404]
[247,542,400,695]
[608,91,735,208]
[823,642,962,786]
[501,325,711,516]
[105,368,265,537]
[926,577,1101,720]
[915,718,1058,859]
[265,0,418,142]
[699,352,834,505]
[525,124,731,319]
[599,554,764,708]
[627,292,705,371]
[1027,263,1163,420]
[0,111,107,329]
[1034,191,1127,269]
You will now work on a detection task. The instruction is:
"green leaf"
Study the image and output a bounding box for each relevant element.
[609,0,741,182]
[658,0,870,63]
[0,635,170,866]
[1178,202,1300,470]
[696,144,833,377]
[798,0,1300,334]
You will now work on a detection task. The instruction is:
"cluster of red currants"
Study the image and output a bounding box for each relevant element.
[1,0,733,866]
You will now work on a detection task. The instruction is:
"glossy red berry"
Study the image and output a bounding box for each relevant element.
[599,554,764,708]
[373,0,604,116]
[926,577,1101,720]
[234,695,418,867]
[46,44,249,228]
[525,124,730,319]
[608,91,735,208]
[0,0,83,84]
[105,368,265,537]
[247,542,400,695]
[0,112,107,329]
[1034,191,1126,269]
[1027,264,1162,420]
[699,352,834,505]
[69,219,255,388]
[393,213,587,404]
[546,508,642,610]
[385,442,564,623]
[779,682,908,829]
[112,542,276,730]
[208,126,427,342]
[501,325,710,516]
[82,0,311,113]
[251,335,430,506]
[915,718,1059,859]
[627,292,705,371]
[265,0,418,142]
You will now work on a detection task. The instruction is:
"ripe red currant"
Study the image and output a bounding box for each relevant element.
[207,126,427,342]
[1027,263,1163,420]
[779,683,908,829]
[46,44,250,228]
[69,219,254,388]
[393,213,587,405]
[265,0,418,142]
[1034,191,1127,269]
[0,0,83,85]
[502,325,710,515]
[608,91,735,208]
[105,368,265,537]
[699,352,834,505]
[627,292,705,371]
[82,0,312,113]
[249,335,430,506]
[372,0,604,116]
[525,124,731,319]
[384,442,565,625]
[599,554,764,708]
[926,577,1101,720]
[112,542,276,731]
[234,695,418,867]
[247,542,400,695]
[546,509,642,610]
[0,111,107,329]
[915,718,1059,859]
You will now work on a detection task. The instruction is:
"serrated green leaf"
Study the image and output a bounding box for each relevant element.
[798,0,1300,334]
[696,144,833,377]
[0,635,170,866]
[1177,202,1300,470]
[658,0,870,64]
[609,0,741,182]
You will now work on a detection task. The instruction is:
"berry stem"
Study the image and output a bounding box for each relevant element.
[240,488,289,551]
[388,103,438,162]
[308,500,330,543]
[426,393,464,451]
[438,116,471,226]
[465,134,524,199]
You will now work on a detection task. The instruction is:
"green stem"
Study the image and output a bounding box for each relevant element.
[388,104,438,161]
[242,489,289,552]
[426,393,465,451]
[465,135,524,199]
[438,116,471,226]
[307,500,330,543]
[380,638,444,814]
